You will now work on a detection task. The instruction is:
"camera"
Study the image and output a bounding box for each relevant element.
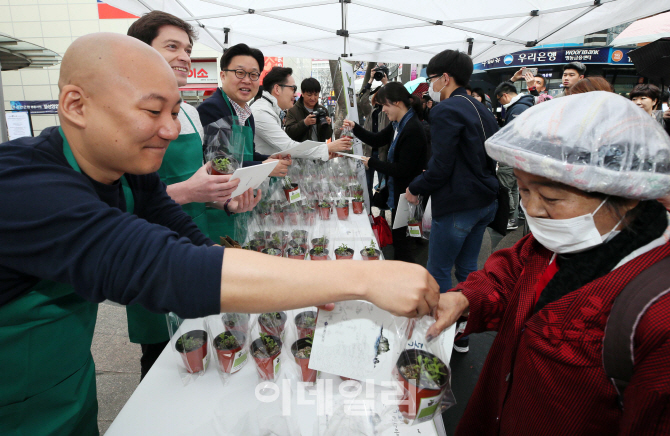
[373,65,389,81]
[313,107,329,126]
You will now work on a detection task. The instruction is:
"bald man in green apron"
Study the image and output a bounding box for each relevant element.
[0,33,440,436]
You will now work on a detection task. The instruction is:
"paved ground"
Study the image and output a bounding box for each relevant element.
[92,217,525,435]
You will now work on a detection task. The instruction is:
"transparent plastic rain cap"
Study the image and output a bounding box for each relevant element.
[485,91,670,200]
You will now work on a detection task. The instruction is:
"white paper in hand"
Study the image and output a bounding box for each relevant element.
[229,161,279,197]
[309,301,409,385]
[277,140,322,157]
[336,152,367,161]
[392,194,410,229]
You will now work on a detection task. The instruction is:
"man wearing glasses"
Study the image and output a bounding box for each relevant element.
[252,67,352,160]
[197,43,291,242]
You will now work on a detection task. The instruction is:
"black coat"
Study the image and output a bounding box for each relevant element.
[503,94,535,125]
[408,87,498,218]
[284,99,333,142]
[352,112,428,210]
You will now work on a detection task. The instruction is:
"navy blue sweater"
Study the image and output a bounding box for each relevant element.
[0,127,223,319]
[408,88,498,217]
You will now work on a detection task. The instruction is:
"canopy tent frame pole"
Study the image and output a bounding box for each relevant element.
[194,0,337,21]
[230,29,341,58]
[471,15,534,60]
[173,0,226,49]
[0,59,8,143]
[530,2,604,47]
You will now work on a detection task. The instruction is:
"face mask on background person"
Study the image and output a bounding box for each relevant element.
[521,198,624,254]
[429,75,447,102]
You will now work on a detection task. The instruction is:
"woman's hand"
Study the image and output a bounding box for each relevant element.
[342,119,355,130]
[361,156,370,169]
[405,188,420,205]
[426,292,470,341]
[327,137,353,154]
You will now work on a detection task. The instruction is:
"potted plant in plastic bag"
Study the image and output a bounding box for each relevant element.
[282,176,301,203]
[408,217,423,238]
[395,349,449,421]
[249,238,265,252]
[261,247,283,257]
[214,330,246,374]
[351,183,363,197]
[352,194,364,214]
[175,330,208,373]
[210,156,238,176]
[311,236,329,249]
[223,313,249,333]
[335,199,349,220]
[251,332,282,381]
[291,333,317,383]
[334,243,354,260]
[318,200,331,220]
[259,311,287,337]
[294,310,317,338]
[361,240,381,260]
[287,246,306,260]
[309,245,329,261]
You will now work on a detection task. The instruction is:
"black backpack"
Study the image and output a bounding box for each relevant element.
[603,256,670,408]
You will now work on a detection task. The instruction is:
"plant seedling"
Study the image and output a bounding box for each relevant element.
[177,334,204,352]
[363,239,378,256]
[217,332,240,349]
[212,157,232,173]
[259,332,279,355]
[408,218,419,224]
[336,199,347,207]
[353,194,363,202]
[312,246,325,256]
[335,243,351,255]
[319,200,330,208]
[282,176,294,189]
[264,248,282,256]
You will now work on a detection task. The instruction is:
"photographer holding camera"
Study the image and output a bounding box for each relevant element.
[285,78,334,143]
[253,70,352,160]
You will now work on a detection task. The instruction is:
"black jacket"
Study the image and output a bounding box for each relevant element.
[284,98,333,142]
[197,88,269,166]
[408,87,498,218]
[352,112,428,211]
[503,94,534,126]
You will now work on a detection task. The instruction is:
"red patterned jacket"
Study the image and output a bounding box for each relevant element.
[455,233,670,436]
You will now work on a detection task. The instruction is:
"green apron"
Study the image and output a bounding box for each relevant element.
[126,107,207,344]
[205,91,254,243]
[0,128,135,436]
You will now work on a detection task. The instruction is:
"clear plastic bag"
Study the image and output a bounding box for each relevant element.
[406,196,424,239]
[207,313,251,386]
[393,317,456,424]
[166,313,210,385]
[422,197,432,239]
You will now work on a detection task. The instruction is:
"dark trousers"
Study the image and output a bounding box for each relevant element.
[365,150,379,202]
[391,208,420,264]
[140,340,169,380]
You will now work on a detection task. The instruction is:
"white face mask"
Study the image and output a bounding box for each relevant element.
[521,198,623,254]
[428,76,446,102]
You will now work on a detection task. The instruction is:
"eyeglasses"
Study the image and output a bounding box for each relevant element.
[425,73,443,84]
[223,69,260,81]
[279,84,298,92]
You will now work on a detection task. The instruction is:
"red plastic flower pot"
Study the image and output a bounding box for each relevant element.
[318,206,331,220]
[291,338,317,383]
[335,203,349,220]
[294,310,317,338]
[259,312,287,337]
[303,212,316,226]
[360,248,381,260]
[210,166,233,176]
[287,247,306,260]
[251,336,282,381]
[309,248,329,260]
[288,212,299,225]
[352,201,364,214]
[395,349,449,421]
[283,184,300,202]
[222,313,250,333]
[289,238,308,251]
[214,330,245,374]
[175,330,208,374]
[353,190,364,197]
[272,212,285,226]
[334,248,354,260]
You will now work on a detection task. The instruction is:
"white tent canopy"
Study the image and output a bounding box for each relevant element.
[106,0,669,64]
[611,11,670,46]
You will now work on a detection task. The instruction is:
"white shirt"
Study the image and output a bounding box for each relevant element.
[178,102,204,143]
[251,91,329,161]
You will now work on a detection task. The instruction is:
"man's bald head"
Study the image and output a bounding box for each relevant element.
[58,33,182,184]
[59,32,177,97]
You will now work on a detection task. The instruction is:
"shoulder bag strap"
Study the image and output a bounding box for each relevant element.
[603,255,670,408]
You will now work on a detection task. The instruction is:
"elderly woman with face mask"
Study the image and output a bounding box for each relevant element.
[427,92,670,436]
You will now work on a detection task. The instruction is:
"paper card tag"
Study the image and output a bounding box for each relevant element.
[408,225,421,238]
[231,350,248,373]
[202,354,209,371]
[414,392,444,423]
[288,188,302,204]
[273,355,281,380]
